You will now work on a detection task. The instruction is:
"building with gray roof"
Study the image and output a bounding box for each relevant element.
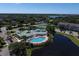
[58,22,79,32]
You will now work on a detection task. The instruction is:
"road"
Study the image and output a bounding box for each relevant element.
[0,27,10,56]
[0,46,10,56]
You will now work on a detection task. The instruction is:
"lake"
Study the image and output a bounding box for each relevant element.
[32,34,79,56]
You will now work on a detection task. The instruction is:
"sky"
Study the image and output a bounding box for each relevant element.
[0,3,79,14]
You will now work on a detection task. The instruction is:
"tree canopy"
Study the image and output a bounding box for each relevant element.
[9,41,27,56]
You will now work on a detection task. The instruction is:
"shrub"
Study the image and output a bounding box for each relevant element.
[19,28,26,31]
[10,31,15,33]
[0,37,6,48]
[7,26,13,30]
[9,42,27,56]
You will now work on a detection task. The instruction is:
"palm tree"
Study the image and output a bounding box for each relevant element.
[46,25,55,36]
[22,36,27,41]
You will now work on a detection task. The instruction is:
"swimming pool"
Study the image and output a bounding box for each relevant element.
[31,37,45,42]
[30,36,48,45]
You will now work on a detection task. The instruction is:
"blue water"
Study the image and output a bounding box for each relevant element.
[31,37,45,42]
[32,34,79,56]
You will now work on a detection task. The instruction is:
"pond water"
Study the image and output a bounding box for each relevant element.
[32,34,79,56]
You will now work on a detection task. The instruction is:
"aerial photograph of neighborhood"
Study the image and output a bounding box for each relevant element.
[0,3,79,56]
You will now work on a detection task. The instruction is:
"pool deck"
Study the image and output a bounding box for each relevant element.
[16,29,47,37]
[16,29,48,44]
[30,36,48,44]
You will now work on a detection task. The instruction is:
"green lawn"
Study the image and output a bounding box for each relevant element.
[57,32,79,47]
[27,48,32,56]
[26,46,43,56]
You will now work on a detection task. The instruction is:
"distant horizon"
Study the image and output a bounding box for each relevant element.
[0,13,78,15]
[0,13,78,14]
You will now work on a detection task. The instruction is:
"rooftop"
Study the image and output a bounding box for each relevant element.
[58,22,79,32]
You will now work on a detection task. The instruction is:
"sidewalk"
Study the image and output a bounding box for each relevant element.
[0,46,10,56]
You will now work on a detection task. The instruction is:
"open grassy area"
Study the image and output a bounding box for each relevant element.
[27,48,32,56]
[26,46,43,56]
[57,32,79,47]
